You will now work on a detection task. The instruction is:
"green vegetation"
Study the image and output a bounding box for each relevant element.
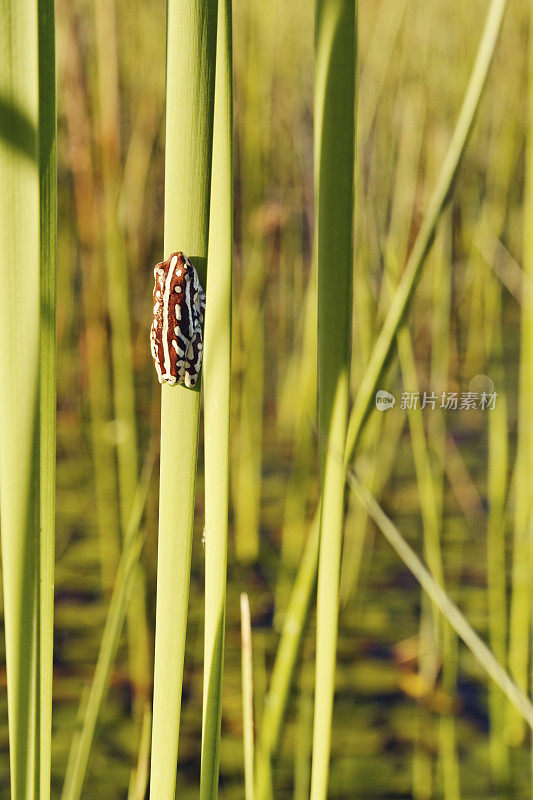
[149,0,218,797]
[200,0,233,794]
[0,0,56,797]
[311,1,355,799]
[2,1,533,799]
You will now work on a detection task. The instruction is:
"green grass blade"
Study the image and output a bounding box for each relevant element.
[345,0,508,463]
[128,703,152,800]
[347,469,533,731]
[38,0,57,797]
[310,0,356,797]
[255,516,319,800]
[240,593,255,800]
[0,2,40,796]
[199,0,233,795]
[149,0,218,796]
[485,275,509,782]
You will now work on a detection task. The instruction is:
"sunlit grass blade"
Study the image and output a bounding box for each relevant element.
[345,0,509,463]
[240,593,255,800]
[293,659,313,800]
[149,0,218,795]
[255,515,319,800]
[428,221,460,800]
[0,0,57,796]
[128,703,152,800]
[38,0,57,797]
[310,0,356,798]
[200,0,233,794]
[346,469,533,730]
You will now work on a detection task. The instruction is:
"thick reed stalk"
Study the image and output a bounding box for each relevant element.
[0,10,39,796]
[310,2,355,799]
[149,0,217,796]
[200,0,233,795]
[0,0,56,796]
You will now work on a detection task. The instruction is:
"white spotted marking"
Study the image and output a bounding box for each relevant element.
[161,255,178,379]
[151,252,206,387]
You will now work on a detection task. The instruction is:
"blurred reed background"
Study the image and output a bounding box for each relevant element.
[1,0,533,797]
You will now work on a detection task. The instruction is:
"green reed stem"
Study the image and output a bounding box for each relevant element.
[293,657,313,800]
[38,1,57,797]
[241,593,255,800]
[128,703,152,800]
[485,271,509,783]
[0,1,56,796]
[310,1,355,798]
[255,516,319,800]
[200,0,232,794]
[149,0,217,796]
